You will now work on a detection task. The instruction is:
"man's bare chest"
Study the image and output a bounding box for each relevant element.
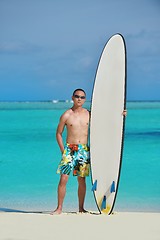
[66,114,89,128]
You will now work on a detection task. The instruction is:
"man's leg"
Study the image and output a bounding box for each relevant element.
[52,174,69,214]
[77,176,87,212]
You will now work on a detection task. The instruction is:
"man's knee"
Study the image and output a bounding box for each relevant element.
[59,174,69,186]
[77,176,86,185]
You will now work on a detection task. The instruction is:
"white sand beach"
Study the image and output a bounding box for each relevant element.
[0,211,159,240]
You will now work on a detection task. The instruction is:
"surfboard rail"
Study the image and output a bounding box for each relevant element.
[90,33,127,215]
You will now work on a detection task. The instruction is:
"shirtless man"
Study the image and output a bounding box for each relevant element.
[52,88,127,214]
[53,89,90,214]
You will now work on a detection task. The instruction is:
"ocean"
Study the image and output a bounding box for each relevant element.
[0,101,160,213]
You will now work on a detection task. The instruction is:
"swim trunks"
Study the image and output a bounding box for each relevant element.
[57,143,90,177]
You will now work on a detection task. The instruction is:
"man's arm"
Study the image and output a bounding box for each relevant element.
[56,113,68,153]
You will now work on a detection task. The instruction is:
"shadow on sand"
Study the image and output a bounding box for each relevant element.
[0,207,100,215]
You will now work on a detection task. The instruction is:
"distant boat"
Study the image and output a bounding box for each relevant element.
[52,100,58,103]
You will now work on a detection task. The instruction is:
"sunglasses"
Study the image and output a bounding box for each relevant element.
[74,94,86,99]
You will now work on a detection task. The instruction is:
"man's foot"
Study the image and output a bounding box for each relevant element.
[50,208,62,215]
[79,209,88,213]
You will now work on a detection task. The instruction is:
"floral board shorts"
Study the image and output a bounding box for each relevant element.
[57,143,90,177]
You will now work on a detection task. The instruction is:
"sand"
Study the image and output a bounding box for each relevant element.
[0,211,160,240]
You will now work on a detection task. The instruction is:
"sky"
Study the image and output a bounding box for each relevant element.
[0,0,160,101]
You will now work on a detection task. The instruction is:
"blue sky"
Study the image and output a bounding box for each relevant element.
[0,0,160,101]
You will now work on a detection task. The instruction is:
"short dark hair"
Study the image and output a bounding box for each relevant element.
[72,89,86,96]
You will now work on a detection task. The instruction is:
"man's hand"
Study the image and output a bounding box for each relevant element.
[122,109,127,117]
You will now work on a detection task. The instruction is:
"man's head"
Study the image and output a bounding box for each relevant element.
[72,89,86,105]
[72,89,86,98]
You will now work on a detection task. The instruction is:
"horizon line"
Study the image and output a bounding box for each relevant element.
[0,100,160,103]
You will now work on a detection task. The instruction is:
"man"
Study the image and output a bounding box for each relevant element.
[52,89,90,214]
[52,88,127,214]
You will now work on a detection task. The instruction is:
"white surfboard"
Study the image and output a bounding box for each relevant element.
[90,34,127,214]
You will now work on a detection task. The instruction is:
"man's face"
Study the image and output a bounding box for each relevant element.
[72,90,86,106]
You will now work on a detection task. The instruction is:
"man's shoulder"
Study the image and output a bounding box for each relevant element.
[64,108,73,115]
[60,108,72,120]
[83,108,91,115]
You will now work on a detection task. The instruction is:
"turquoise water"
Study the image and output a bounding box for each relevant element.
[0,101,160,213]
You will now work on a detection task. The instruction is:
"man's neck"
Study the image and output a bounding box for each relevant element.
[72,106,83,112]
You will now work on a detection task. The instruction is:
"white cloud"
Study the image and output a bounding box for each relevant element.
[0,41,42,54]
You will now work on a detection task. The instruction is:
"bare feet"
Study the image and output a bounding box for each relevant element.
[79,209,88,213]
[50,208,62,215]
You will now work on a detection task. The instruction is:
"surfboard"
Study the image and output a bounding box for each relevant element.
[90,34,127,214]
